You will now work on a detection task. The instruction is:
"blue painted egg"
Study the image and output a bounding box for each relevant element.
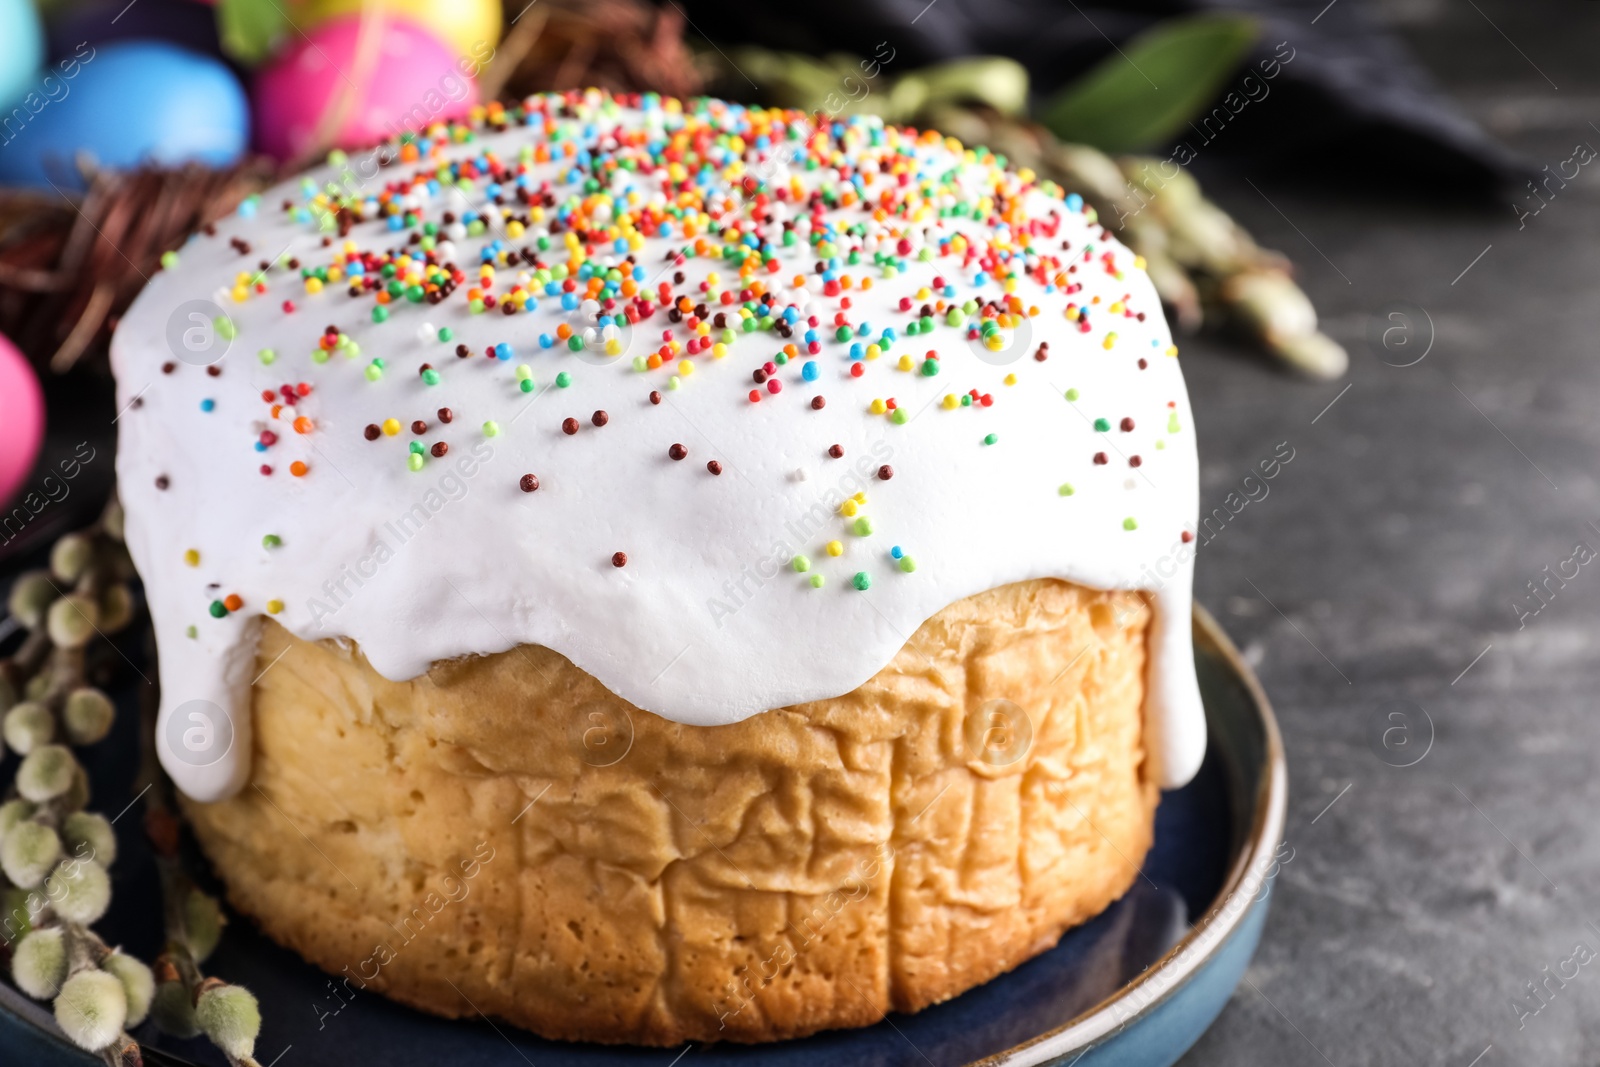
[0,40,249,190]
[0,0,45,107]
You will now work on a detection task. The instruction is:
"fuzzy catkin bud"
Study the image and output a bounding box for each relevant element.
[16,744,77,802]
[97,585,134,634]
[151,979,200,1038]
[46,595,99,650]
[62,689,115,746]
[1271,330,1349,380]
[61,765,90,813]
[45,859,111,925]
[1,883,45,935]
[49,534,94,584]
[101,953,154,1027]
[195,981,261,1059]
[106,1034,141,1067]
[11,927,66,998]
[102,500,124,542]
[54,969,127,1052]
[185,889,225,963]
[0,798,35,841]
[61,812,116,868]
[1,821,61,889]
[6,571,57,630]
[3,701,55,755]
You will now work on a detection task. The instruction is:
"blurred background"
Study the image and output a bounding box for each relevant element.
[0,0,1595,1063]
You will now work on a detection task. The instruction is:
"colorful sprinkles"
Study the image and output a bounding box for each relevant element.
[132,88,1189,633]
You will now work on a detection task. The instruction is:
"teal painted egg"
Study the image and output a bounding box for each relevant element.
[0,0,44,108]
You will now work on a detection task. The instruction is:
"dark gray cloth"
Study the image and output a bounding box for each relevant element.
[682,0,1529,199]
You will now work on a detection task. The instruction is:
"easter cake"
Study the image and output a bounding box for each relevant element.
[110,90,1206,1045]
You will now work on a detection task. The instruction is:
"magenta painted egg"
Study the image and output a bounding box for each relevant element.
[252,14,478,161]
[0,334,44,510]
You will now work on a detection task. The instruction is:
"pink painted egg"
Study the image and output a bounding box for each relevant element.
[252,14,478,161]
[0,334,45,510]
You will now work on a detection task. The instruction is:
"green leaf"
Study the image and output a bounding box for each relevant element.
[1040,14,1260,154]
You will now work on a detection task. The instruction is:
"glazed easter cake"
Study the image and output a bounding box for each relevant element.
[110,89,1206,1045]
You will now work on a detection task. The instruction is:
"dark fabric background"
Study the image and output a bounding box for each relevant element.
[681,0,1529,199]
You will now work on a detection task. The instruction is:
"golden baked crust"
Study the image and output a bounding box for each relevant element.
[181,578,1160,1045]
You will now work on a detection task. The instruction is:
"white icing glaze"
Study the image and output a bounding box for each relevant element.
[111,92,1206,802]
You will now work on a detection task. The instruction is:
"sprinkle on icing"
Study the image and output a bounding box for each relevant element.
[111,89,1205,802]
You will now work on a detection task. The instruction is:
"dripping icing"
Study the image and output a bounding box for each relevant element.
[110,92,1207,801]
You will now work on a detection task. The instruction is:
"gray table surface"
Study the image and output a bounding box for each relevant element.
[1176,2,1600,1064]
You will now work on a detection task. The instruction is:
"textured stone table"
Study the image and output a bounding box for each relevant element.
[1176,2,1600,1064]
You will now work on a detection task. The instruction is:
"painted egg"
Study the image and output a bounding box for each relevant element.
[0,0,44,110]
[253,14,478,162]
[288,0,501,62]
[0,334,44,511]
[0,41,249,190]
[215,0,291,64]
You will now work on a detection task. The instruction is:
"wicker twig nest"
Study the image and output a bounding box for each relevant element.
[0,0,705,377]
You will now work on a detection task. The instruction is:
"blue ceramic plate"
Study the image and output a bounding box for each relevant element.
[0,606,1285,1067]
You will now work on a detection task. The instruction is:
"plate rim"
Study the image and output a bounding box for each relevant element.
[0,605,1285,1067]
[972,603,1289,1067]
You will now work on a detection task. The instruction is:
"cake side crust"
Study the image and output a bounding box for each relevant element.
[182,577,1159,1045]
